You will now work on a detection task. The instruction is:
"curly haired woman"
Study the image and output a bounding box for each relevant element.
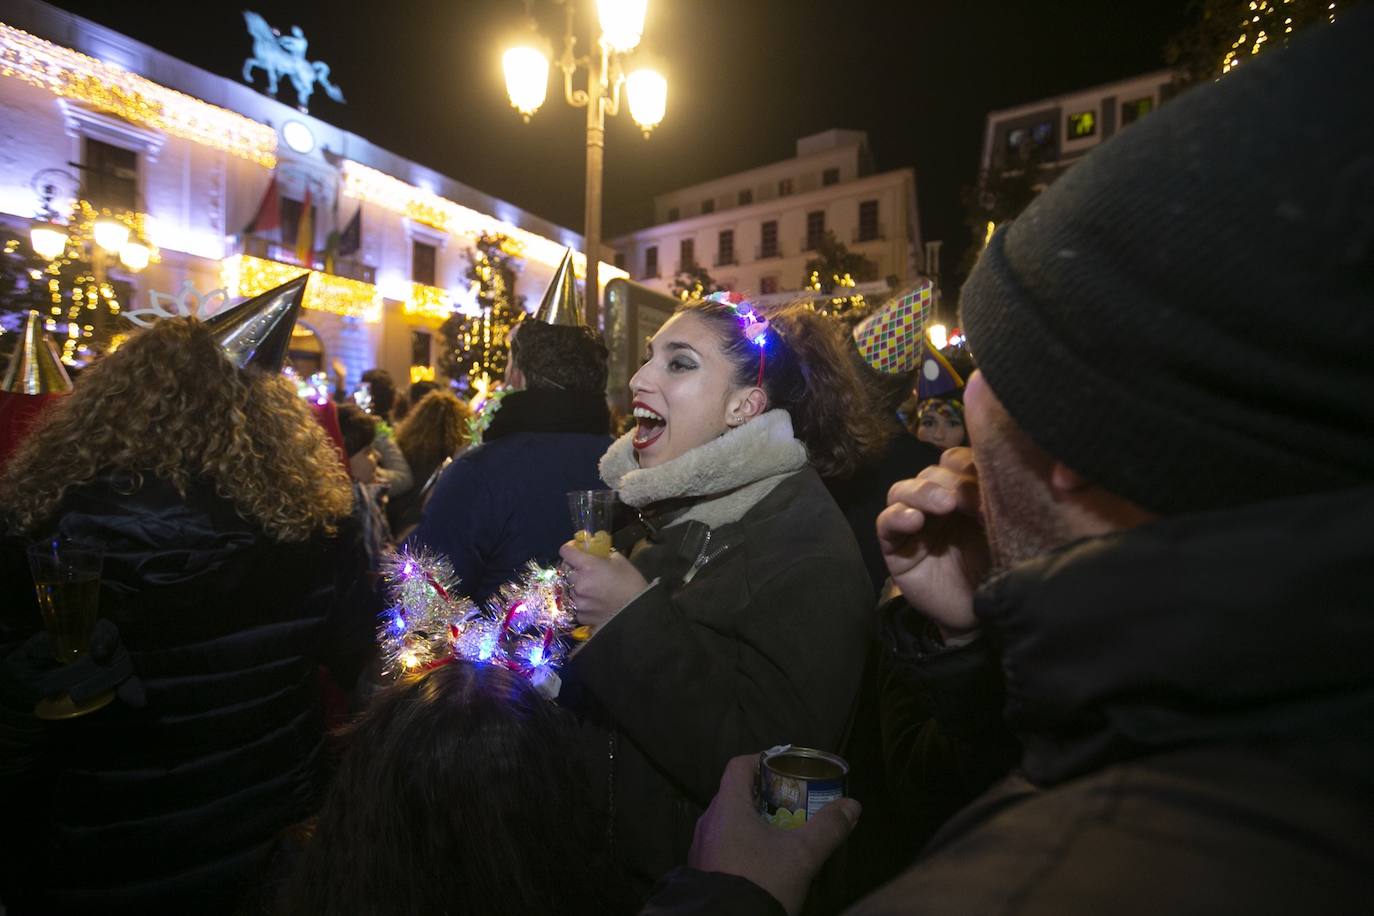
[388,389,470,537]
[0,318,379,915]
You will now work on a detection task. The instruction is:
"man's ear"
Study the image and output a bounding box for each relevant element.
[1050,461,1091,494]
[726,387,768,427]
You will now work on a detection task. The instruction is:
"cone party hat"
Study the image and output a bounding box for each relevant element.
[2,311,73,395]
[852,279,933,375]
[533,248,584,327]
[203,274,309,371]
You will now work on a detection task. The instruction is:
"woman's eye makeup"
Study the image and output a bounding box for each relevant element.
[668,357,696,372]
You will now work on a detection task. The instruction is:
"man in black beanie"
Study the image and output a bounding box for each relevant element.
[635,10,1374,916]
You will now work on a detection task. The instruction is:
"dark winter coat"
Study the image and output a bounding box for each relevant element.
[563,467,874,891]
[826,430,941,594]
[408,388,611,603]
[0,472,378,916]
[645,486,1374,915]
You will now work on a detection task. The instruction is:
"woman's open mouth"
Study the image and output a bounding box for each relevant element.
[632,403,666,451]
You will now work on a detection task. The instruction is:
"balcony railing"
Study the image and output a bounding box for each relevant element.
[801,235,825,252]
[714,253,738,267]
[852,226,886,243]
[232,234,376,284]
[755,244,781,260]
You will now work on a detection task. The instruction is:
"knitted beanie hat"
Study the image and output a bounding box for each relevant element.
[960,11,1374,515]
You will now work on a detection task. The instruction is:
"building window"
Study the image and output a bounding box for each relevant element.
[84,138,138,212]
[679,238,695,269]
[858,200,879,242]
[778,178,794,197]
[1121,96,1154,125]
[759,275,779,295]
[805,211,826,251]
[738,189,753,206]
[759,220,779,258]
[411,330,432,367]
[701,198,715,214]
[822,167,840,186]
[412,239,437,286]
[717,229,735,266]
[667,206,680,222]
[644,245,659,277]
[1067,110,1097,139]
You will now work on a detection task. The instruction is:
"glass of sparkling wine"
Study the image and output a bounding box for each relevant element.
[27,538,115,720]
[568,490,616,558]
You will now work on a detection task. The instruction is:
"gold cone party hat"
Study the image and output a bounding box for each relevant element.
[852,279,934,375]
[533,248,585,327]
[2,311,73,395]
[203,274,309,371]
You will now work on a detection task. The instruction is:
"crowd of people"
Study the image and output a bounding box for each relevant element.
[1,14,1372,915]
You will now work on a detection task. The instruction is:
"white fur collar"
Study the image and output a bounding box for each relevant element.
[600,409,808,529]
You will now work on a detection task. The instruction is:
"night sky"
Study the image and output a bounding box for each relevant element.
[42,0,1197,277]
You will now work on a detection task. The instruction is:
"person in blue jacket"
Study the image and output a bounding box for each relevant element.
[409,254,612,604]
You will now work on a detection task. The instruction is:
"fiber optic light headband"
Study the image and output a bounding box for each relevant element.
[705,291,769,386]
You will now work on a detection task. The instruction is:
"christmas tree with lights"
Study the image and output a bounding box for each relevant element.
[438,232,526,388]
[1167,0,1356,84]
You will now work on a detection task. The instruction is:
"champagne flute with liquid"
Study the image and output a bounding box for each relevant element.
[27,538,115,720]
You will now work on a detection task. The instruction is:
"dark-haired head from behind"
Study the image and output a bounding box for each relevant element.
[360,368,397,420]
[509,321,609,392]
[280,662,632,916]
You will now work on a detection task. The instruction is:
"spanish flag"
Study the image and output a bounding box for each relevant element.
[295,187,314,267]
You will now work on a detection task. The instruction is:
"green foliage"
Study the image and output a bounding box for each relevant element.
[669,260,722,301]
[438,232,526,388]
[1166,0,1365,86]
[800,231,875,295]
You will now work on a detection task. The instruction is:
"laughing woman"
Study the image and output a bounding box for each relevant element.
[558,292,883,888]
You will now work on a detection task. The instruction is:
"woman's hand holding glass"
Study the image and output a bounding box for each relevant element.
[557,542,649,629]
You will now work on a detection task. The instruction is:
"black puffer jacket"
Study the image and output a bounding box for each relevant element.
[564,468,873,892]
[0,473,378,915]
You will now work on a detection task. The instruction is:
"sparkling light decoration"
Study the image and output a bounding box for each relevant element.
[0,22,278,167]
[379,548,577,698]
[403,282,454,321]
[220,253,382,322]
[340,159,628,284]
[806,269,867,318]
[1221,0,1339,76]
[33,199,162,364]
[282,366,332,405]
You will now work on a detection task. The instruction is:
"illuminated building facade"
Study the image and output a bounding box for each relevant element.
[0,0,624,388]
[610,130,924,301]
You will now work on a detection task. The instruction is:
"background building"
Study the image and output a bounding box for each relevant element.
[0,0,624,390]
[611,130,922,300]
[979,70,1175,179]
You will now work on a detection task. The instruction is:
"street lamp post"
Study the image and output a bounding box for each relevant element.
[503,0,667,328]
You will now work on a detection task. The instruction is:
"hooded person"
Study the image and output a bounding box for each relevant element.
[408,248,613,605]
[643,12,1374,916]
[0,276,380,916]
[0,311,74,468]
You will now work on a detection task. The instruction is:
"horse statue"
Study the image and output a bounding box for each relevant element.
[242,12,345,112]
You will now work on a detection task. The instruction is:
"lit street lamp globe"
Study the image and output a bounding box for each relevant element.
[29,221,68,261]
[626,68,667,134]
[597,0,648,53]
[92,216,130,253]
[503,46,550,120]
